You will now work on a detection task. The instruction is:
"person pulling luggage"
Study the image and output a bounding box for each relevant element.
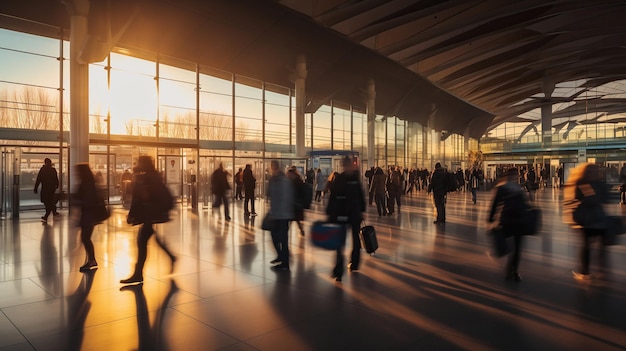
[326,157,366,281]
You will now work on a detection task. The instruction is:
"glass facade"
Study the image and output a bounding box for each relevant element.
[19,17,626,211]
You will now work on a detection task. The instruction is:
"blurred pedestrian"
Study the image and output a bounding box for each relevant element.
[73,163,109,272]
[234,167,244,200]
[121,156,176,284]
[488,168,531,281]
[565,163,610,281]
[428,163,447,224]
[243,164,257,216]
[267,160,294,271]
[314,168,326,202]
[211,163,231,221]
[470,167,480,204]
[326,156,366,281]
[34,157,59,222]
[287,166,306,236]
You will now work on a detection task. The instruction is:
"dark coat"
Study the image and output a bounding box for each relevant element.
[73,181,106,227]
[326,170,366,223]
[429,167,447,196]
[128,171,166,224]
[211,169,230,196]
[488,181,531,228]
[370,169,387,197]
[34,164,59,203]
[243,168,256,194]
[573,181,608,229]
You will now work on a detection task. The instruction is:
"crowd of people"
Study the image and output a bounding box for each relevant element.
[32,154,615,286]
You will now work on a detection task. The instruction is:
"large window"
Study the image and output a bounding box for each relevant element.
[312,105,331,149]
[159,61,197,140]
[199,70,232,145]
[352,111,366,160]
[235,78,263,147]
[0,29,61,132]
[333,106,350,151]
[265,84,291,149]
[108,53,157,137]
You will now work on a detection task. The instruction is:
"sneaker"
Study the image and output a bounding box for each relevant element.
[120,275,144,285]
[270,258,282,264]
[41,216,48,222]
[53,212,61,217]
[250,212,258,217]
[271,264,289,271]
[79,262,98,272]
[572,271,591,281]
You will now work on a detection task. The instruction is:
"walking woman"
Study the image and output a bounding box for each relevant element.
[565,163,609,281]
[314,168,326,202]
[73,163,108,272]
[121,156,176,284]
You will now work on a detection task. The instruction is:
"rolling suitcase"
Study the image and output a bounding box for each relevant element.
[360,224,378,254]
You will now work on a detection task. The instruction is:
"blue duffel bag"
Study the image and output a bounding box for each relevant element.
[311,221,345,250]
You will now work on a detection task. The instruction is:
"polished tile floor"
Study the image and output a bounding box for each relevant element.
[1,187,625,351]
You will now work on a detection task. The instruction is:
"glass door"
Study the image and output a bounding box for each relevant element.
[0,148,15,218]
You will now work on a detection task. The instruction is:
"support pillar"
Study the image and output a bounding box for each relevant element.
[294,55,307,158]
[541,78,555,147]
[65,0,91,185]
[366,80,376,167]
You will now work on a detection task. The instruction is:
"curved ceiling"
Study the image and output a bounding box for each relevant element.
[278,0,626,133]
[3,0,626,139]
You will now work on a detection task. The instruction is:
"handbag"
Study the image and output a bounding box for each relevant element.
[604,216,625,246]
[261,213,276,231]
[489,226,509,257]
[523,207,541,235]
[93,203,110,223]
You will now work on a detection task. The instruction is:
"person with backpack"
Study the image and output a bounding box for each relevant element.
[565,163,610,281]
[72,163,109,272]
[488,168,532,282]
[326,157,366,281]
[121,156,176,285]
[428,163,447,224]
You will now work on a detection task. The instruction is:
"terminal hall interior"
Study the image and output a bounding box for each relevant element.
[1,1,626,350]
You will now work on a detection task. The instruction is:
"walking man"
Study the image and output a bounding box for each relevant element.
[34,157,59,222]
[243,164,257,216]
[428,162,447,224]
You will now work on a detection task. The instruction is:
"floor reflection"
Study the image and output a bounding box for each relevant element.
[0,191,625,350]
[120,280,179,351]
